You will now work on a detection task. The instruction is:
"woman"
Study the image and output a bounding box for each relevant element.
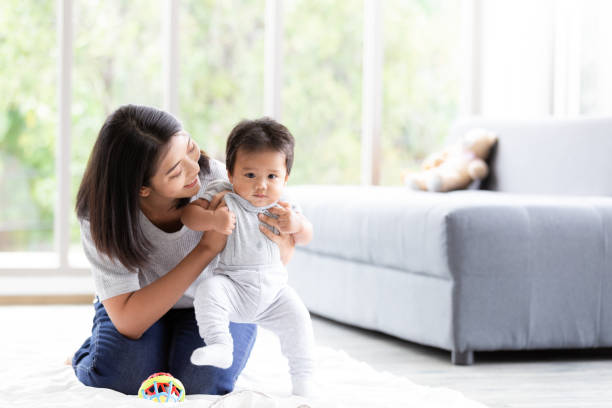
[72,105,295,395]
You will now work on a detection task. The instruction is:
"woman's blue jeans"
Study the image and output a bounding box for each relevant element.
[72,300,257,395]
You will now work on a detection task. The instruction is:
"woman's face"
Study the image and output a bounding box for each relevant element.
[142,131,202,200]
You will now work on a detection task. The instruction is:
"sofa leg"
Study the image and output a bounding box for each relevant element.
[451,350,474,365]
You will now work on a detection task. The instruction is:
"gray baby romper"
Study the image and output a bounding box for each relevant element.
[193,180,315,385]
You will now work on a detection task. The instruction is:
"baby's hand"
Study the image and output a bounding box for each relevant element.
[213,207,236,235]
[268,201,303,234]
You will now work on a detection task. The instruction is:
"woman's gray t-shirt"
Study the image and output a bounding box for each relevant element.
[80,158,227,308]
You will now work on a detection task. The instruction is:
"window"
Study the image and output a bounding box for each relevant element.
[0,1,57,254]
[381,0,462,184]
[578,1,612,115]
[69,0,164,266]
[179,0,265,161]
[9,1,608,273]
[0,1,472,271]
[282,0,363,185]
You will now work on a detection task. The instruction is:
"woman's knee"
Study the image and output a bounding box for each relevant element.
[173,365,235,395]
[74,364,145,395]
[228,322,257,369]
[169,323,257,395]
[73,303,169,394]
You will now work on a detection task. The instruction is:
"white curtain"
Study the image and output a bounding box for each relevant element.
[474,0,612,117]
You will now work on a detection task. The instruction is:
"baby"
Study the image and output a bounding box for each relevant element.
[181,118,316,397]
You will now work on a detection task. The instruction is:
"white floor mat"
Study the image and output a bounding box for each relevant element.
[2,305,486,407]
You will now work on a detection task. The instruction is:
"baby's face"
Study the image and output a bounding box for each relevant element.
[228,148,288,207]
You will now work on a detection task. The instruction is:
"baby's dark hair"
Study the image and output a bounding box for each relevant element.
[225,117,295,174]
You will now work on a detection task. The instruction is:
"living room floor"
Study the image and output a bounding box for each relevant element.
[2,270,608,408]
[311,314,612,408]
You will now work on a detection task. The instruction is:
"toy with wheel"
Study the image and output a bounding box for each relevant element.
[137,372,186,403]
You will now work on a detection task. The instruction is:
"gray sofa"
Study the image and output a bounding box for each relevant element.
[287,117,612,365]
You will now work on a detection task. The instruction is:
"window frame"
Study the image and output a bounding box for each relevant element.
[0,0,480,275]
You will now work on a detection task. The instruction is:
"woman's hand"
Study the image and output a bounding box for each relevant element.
[258,212,296,265]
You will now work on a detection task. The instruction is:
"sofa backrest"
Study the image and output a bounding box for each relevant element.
[449,117,612,196]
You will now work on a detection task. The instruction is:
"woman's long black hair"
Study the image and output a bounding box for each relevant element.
[76,104,210,270]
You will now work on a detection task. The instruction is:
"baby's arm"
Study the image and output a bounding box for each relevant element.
[291,213,313,246]
[269,201,313,245]
[181,199,235,235]
[182,179,236,234]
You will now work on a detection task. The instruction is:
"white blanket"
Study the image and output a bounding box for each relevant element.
[2,305,486,407]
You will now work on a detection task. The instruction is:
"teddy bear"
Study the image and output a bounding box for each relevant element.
[404,128,498,192]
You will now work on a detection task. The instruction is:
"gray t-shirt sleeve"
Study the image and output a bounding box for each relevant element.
[206,158,229,183]
[80,219,140,301]
[201,179,233,202]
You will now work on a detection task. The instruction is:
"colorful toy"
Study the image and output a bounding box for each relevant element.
[137,372,186,403]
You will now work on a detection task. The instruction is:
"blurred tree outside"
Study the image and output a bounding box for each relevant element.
[69,0,163,249]
[1,0,462,253]
[382,0,462,185]
[0,0,57,251]
[282,0,363,185]
[179,0,265,162]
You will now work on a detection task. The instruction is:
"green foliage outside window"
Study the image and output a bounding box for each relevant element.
[0,0,57,250]
[283,0,363,185]
[0,0,461,252]
[70,0,163,245]
[179,0,265,161]
[382,0,461,184]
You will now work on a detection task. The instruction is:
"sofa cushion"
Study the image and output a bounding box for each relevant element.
[288,186,612,282]
[449,117,612,196]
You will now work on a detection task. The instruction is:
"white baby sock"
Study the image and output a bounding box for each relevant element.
[190,344,233,368]
[292,376,317,398]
